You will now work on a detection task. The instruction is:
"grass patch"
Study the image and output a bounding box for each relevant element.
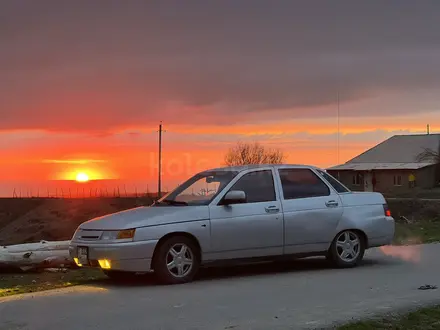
[394,221,440,245]
[0,268,106,297]
[337,305,440,329]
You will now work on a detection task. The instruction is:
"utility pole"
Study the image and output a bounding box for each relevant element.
[157,122,165,199]
[337,92,340,164]
[427,124,430,135]
[337,92,341,180]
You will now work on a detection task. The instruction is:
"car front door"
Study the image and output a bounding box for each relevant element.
[207,168,284,260]
[276,167,343,254]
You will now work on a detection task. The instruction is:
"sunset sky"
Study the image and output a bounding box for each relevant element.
[1,1,440,197]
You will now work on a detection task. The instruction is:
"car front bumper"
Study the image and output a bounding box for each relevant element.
[69,239,159,272]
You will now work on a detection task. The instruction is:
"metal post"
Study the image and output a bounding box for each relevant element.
[158,122,163,199]
[337,92,340,164]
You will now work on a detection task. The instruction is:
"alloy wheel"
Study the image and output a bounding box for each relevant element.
[335,231,361,263]
[165,243,194,278]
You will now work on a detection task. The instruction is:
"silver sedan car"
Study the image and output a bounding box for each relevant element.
[69,164,395,284]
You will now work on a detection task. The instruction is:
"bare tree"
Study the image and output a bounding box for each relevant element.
[224,142,286,166]
[416,138,440,185]
[416,146,440,163]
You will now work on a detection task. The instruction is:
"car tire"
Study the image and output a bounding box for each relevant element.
[153,236,200,285]
[327,230,365,268]
[102,270,137,281]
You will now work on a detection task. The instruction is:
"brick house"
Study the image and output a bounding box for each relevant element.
[327,134,440,193]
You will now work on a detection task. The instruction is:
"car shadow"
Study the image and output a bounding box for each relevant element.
[95,256,397,288]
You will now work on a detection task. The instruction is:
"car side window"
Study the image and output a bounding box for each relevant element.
[279,168,330,199]
[227,170,276,203]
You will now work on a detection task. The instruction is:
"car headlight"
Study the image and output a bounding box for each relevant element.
[100,229,136,241]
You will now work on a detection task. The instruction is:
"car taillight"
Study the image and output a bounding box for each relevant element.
[383,204,391,217]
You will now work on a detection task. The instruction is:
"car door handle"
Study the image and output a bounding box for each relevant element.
[325,200,339,207]
[265,205,280,213]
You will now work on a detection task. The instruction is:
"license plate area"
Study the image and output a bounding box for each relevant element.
[77,246,89,265]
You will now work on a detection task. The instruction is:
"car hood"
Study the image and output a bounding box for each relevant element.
[79,205,210,230]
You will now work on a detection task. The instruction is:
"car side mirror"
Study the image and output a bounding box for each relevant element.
[222,190,246,205]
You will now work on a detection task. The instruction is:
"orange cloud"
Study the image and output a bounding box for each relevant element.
[42,159,107,165]
[0,120,438,196]
[166,113,437,136]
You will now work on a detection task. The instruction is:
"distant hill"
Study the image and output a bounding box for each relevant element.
[0,197,154,245]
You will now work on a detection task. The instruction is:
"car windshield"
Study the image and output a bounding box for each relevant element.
[155,170,239,206]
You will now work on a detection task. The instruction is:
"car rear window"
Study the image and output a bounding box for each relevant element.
[317,170,350,193]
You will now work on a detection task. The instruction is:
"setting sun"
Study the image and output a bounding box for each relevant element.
[53,164,116,182]
[75,172,90,183]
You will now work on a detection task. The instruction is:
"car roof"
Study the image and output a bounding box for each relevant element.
[202,164,322,173]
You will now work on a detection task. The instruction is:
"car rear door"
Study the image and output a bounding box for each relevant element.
[207,168,284,260]
[275,167,343,254]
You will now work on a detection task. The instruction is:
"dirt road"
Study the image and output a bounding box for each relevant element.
[1,244,440,330]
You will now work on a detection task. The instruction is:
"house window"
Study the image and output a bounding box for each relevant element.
[352,173,363,186]
[393,175,402,186]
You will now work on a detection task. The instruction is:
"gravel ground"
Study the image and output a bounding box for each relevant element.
[1,244,440,330]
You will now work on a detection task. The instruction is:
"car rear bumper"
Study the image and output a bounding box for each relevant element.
[368,235,394,248]
[368,216,395,248]
[69,239,159,272]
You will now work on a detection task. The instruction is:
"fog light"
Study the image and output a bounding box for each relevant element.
[98,259,111,269]
[73,258,82,267]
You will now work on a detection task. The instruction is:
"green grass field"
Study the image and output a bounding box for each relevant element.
[394,220,440,245]
[0,268,105,297]
[338,305,440,329]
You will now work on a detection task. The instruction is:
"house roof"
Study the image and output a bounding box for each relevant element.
[328,162,433,171]
[328,134,440,171]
